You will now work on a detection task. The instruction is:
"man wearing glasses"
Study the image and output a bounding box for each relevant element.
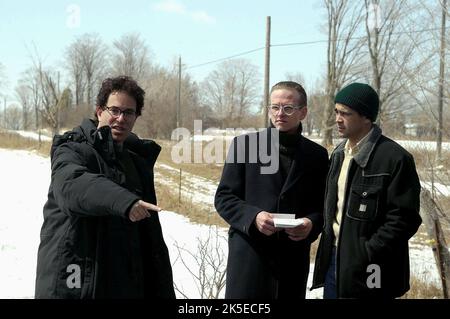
[35,76,175,298]
[215,81,329,298]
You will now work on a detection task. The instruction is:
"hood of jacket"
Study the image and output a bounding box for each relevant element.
[51,118,161,167]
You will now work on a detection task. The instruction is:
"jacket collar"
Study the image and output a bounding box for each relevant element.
[334,124,382,168]
[73,119,161,165]
[275,129,308,195]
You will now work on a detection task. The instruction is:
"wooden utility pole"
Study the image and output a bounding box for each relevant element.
[177,56,182,129]
[420,189,450,298]
[57,71,60,134]
[263,16,271,127]
[437,0,447,162]
[3,96,6,128]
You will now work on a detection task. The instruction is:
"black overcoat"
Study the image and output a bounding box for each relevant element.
[215,129,329,298]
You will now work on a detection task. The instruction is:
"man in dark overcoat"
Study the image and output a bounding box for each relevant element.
[215,81,329,298]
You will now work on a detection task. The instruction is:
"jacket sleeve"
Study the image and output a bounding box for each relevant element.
[366,152,422,261]
[214,137,263,235]
[51,143,140,218]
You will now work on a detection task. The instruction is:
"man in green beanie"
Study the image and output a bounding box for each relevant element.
[311,82,422,298]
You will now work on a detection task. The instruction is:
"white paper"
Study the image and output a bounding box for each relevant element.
[272,213,295,219]
[272,214,304,228]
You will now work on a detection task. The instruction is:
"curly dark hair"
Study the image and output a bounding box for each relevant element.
[95,76,145,119]
[270,81,307,107]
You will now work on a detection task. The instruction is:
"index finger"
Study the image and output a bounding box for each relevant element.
[138,200,162,212]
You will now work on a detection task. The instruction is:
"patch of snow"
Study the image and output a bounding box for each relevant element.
[0,148,444,299]
[421,181,450,197]
[155,163,217,209]
[8,130,53,142]
[0,149,49,298]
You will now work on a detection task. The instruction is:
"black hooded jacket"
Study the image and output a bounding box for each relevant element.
[312,125,421,298]
[35,119,175,299]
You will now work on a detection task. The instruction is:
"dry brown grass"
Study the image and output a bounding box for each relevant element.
[410,146,450,239]
[0,131,226,226]
[0,131,51,157]
[3,131,449,298]
[155,139,224,182]
[155,180,227,228]
[435,195,450,244]
[310,235,320,260]
[409,148,450,172]
[401,275,444,299]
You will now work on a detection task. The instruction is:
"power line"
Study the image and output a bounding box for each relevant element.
[185,26,450,69]
[186,47,264,69]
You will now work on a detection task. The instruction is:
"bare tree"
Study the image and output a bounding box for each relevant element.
[4,104,22,130]
[65,40,85,106]
[285,72,316,135]
[285,72,306,86]
[0,63,6,128]
[111,32,152,83]
[401,0,449,143]
[15,82,33,130]
[65,33,108,107]
[27,49,71,135]
[137,65,176,138]
[363,0,420,127]
[308,80,328,137]
[201,59,260,128]
[38,68,62,134]
[171,226,227,299]
[0,62,6,95]
[321,0,366,148]
[134,63,200,139]
[436,0,447,162]
[19,68,41,131]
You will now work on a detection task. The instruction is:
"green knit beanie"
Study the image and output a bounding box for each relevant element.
[335,83,379,122]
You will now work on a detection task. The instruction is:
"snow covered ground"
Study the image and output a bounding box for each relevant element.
[0,148,442,299]
[187,128,450,152]
[155,163,217,210]
[421,181,450,197]
[8,130,53,142]
[13,128,450,153]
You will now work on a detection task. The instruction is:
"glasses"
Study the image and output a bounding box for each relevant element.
[104,106,137,119]
[267,104,302,116]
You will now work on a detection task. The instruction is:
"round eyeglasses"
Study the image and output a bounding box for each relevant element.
[267,104,302,116]
[104,106,137,119]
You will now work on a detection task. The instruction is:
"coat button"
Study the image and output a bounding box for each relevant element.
[362,191,368,197]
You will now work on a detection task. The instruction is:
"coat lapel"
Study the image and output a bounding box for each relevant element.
[280,136,306,195]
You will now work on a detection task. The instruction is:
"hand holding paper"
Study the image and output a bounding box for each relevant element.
[277,216,313,241]
[272,213,304,228]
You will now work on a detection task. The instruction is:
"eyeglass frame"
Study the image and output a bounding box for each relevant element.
[103,106,137,119]
[267,104,304,116]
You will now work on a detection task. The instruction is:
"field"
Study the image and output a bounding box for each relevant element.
[1,129,448,298]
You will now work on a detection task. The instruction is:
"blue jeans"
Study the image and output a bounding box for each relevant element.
[324,246,337,299]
